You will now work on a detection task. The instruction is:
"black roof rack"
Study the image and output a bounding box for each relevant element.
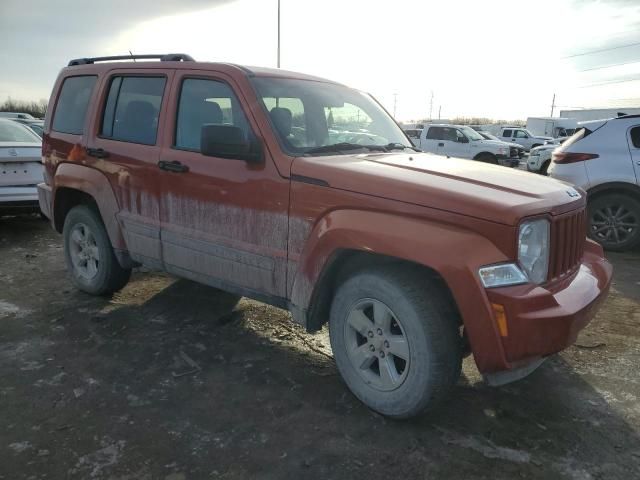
[68,53,194,66]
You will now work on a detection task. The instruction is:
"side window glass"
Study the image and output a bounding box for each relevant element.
[176,78,250,151]
[425,127,441,140]
[630,126,640,148]
[101,76,166,145]
[515,130,528,139]
[52,76,98,135]
[503,129,512,137]
[442,127,457,142]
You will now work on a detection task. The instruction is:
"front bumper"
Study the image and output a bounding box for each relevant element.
[482,240,612,379]
[496,154,520,168]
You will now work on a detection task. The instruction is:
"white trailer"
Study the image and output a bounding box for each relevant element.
[526,117,577,138]
[559,108,640,122]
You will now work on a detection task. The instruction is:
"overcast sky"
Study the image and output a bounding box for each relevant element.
[1,0,639,120]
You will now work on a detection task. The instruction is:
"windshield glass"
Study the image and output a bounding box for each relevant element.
[251,77,411,155]
[459,126,484,141]
[0,120,41,142]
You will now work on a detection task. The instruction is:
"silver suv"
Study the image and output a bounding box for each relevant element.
[548,115,640,251]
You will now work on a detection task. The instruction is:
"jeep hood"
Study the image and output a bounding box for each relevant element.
[291,152,584,225]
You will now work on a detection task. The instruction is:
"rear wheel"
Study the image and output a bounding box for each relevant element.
[588,194,640,251]
[63,205,131,295]
[329,266,462,418]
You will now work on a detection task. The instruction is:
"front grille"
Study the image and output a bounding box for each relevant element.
[548,208,587,280]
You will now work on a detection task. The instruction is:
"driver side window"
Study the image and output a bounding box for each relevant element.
[515,130,529,139]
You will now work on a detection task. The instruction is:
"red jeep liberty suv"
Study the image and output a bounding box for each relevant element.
[38,54,612,418]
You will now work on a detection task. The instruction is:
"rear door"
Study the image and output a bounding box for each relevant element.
[421,126,441,153]
[157,70,289,298]
[629,125,640,185]
[501,129,512,142]
[87,70,173,268]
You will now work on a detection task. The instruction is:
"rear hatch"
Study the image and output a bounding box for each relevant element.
[0,142,43,188]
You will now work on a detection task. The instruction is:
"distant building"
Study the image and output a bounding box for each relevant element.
[560,107,640,122]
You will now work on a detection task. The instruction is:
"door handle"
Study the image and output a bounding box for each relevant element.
[158,160,189,173]
[438,142,445,147]
[86,147,109,159]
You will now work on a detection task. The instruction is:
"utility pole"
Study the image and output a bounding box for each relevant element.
[550,93,556,117]
[393,93,398,118]
[438,105,441,120]
[277,0,281,68]
[429,90,434,120]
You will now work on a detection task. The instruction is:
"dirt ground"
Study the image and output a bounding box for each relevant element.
[1,215,639,480]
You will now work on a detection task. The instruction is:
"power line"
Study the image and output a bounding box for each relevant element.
[562,41,640,59]
[578,76,640,88]
[578,59,640,72]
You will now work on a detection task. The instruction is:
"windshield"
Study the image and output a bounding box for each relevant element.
[0,120,41,142]
[251,77,411,155]
[482,132,499,141]
[459,126,484,141]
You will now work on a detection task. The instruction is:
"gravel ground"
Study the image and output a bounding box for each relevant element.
[1,215,639,480]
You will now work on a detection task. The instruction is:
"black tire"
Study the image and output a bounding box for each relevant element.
[540,160,550,176]
[475,153,498,164]
[63,205,131,295]
[329,265,462,419]
[588,194,640,252]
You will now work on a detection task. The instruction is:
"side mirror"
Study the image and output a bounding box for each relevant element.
[201,124,262,163]
[458,135,469,143]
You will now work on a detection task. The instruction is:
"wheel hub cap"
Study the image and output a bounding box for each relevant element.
[344,298,410,392]
[592,204,638,246]
[69,222,100,280]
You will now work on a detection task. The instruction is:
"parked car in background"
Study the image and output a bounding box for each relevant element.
[0,118,43,216]
[413,124,517,166]
[39,53,612,419]
[527,144,557,175]
[403,128,422,147]
[12,118,45,138]
[0,112,36,120]
[478,131,525,159]
[548,115,640,251]
[526,117,577,140]
[499,127,556,151]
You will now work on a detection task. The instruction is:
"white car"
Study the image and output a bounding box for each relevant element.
[414,124,518,167]
[499,127,556,151]
[0,119,43,216]
[527,144,557,174]
[548,115,640,251]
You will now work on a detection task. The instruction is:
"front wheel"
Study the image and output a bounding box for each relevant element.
[588,194,640,252]
[475,153,497,164]
[329,266,462,418]
[63,205,131,295]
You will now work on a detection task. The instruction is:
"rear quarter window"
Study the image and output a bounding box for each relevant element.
[630,126,640,148]
[52,75,97,135]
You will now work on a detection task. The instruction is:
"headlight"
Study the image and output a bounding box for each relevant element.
[518,219,550,284]
[498,147,507,155]
[479,263,528,288]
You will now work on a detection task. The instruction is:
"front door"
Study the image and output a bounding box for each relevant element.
[157,71,289,298]
[88,71,172,269]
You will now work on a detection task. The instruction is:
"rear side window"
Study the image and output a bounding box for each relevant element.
[101,76,166,145]
[175,78,250,151]
[502,129,512,137]
[630,126,640,148]
[425,127,442,140]
[52,76,97,135]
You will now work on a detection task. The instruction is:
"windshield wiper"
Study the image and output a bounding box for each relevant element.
[304,142,389,155]
[386,142,420,152]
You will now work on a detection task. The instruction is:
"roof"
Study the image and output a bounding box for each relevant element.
[65,53,339,84]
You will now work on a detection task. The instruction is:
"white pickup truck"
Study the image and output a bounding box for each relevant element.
[413,124,518,167]
[498,127,556,151]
